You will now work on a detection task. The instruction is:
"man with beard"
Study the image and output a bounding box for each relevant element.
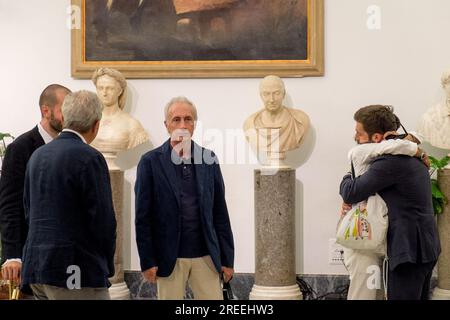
[0,84,71,293]
[340,105,440,300]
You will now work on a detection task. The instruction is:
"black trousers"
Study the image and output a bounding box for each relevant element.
[387,261,436,300]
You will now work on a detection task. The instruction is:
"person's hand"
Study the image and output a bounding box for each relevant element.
[1,260,22,284]
[142,267,158,283]
[421,152,430,168]
[221,267,234,283]
[415,148,430,168]
[340,202,352,217]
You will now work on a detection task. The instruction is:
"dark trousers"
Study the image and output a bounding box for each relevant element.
[387,261,436,300]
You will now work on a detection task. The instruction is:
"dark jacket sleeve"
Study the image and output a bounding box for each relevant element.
[134,156,157,271]
[340,157,396,204]
[212,159,234,268]
[81,153,117,278]
[0,142,29,261]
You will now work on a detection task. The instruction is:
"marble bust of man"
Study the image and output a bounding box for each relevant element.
[417,70,450,150]
[91,68,149,169]
[243,75,310,164]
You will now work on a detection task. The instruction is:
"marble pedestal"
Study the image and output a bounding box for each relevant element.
[108,170,130,300]
[249,168,302,300]
[433,168,450,300]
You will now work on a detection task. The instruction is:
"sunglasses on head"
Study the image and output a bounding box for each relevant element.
[385,123,409,140]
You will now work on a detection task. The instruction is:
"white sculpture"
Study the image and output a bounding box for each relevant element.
[91,68,149,169]
[243,75,310,166]
[417,70,450,150]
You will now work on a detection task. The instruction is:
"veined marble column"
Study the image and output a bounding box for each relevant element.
[108,170,130,300]
[249,168,302,300]
[433,168,450,300]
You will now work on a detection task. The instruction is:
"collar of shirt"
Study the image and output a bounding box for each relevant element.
[169,142,194,164]
[37,123,54,144]
[62,129,87,144]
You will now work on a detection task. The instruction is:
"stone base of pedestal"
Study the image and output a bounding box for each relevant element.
[432,287,450,300]
[249,284,302,300]
[109,282,130,300]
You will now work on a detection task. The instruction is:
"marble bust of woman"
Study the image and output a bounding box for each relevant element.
[91,68,149,169]
[417,70,450,151]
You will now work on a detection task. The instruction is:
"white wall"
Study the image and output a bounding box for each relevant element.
[1,0,449,275]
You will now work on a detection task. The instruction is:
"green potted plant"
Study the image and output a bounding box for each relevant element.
[1,132,14,176]
[429,155,450,215]
[1,132,14,161]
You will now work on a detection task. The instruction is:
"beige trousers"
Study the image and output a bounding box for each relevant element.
[344,248,385,300]
[30,284,110,300]
[157,256,222,300]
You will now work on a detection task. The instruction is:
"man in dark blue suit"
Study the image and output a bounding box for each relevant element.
[135,96,234,300]
[0,84,70,292]
[340,105,441,300]
[21,91,116,300]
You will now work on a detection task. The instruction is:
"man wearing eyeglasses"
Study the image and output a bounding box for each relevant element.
[340,105,441,300]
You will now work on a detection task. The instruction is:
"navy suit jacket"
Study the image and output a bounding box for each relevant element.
[0,126,44,262]
[135,140,234,277]
[340,155,441,270]
[21,131,116,288]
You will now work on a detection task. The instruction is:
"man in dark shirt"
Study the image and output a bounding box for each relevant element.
[135,96,234,300]
[340,105,441,300]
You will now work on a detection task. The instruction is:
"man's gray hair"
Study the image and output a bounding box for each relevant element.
[62,90,103,134]
[164,96,198,121]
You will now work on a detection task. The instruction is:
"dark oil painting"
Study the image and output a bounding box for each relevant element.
[84,0,308,62]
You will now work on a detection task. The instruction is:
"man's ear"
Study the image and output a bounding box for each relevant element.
[371,133,384,143]
[41,105,50,118]
[93,120,100,134]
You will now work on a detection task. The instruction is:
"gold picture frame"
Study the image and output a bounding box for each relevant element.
[71,0,324,79]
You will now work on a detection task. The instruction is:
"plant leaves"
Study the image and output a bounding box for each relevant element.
[433,197,443,215]
[0,133,13,140]
[429,156,440,169]
[439,156,450,169]
[431,180,445,200]
[431,178,447,215]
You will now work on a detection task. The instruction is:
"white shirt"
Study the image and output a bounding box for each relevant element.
[348,139,418,177]
[37,122,53,145]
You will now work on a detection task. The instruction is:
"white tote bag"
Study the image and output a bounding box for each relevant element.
[336,193,388,253]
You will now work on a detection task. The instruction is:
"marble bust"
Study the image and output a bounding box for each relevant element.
[417,70,450,150]
[243,75,310,165]
[91,68,149,169]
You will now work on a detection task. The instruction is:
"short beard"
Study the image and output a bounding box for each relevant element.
[49,110,63,133]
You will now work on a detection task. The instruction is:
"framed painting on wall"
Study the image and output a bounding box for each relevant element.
[71,0,324,78]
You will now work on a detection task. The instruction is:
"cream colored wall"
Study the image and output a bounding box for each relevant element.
[1,0,449,275]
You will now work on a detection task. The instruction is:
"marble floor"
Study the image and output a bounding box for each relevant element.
[125,272,438,300]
